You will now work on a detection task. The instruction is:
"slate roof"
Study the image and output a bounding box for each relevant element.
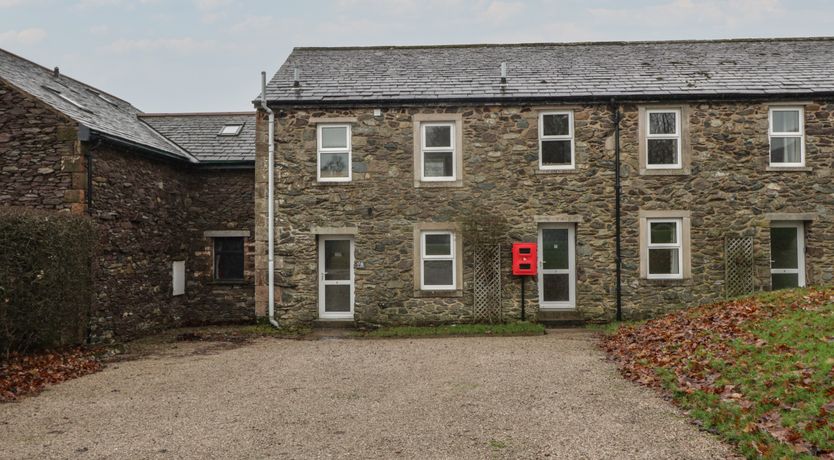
[141,113,255,163]
[0,47,196,162]
[263,37,834,104]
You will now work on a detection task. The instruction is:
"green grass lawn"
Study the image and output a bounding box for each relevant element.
[355,322,545,338]
[604,287,834,459]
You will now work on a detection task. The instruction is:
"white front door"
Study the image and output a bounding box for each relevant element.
[770,222,805,290]
[318,236,354,319]
[538,224,576,309]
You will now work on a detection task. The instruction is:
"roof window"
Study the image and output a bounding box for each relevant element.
[218,124,244,136]
[42,85,91,112]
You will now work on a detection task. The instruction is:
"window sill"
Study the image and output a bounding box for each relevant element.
[640,277,692,286]
[639,168,691,176]
[314,180,354,186]
[413,289,463,298]
[534,168,579,175]
[766,166,812,172]
[208,279,249,286]
[414,180,464,188]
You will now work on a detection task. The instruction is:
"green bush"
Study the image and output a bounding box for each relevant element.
[0,207,97,355]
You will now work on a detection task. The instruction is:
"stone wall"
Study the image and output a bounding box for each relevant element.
[256,100,834,325]
[89,147,257,341]
[88,144,191,341]
[0,79,85,213]
[185,169,256,324]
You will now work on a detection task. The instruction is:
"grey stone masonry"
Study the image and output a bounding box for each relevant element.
[255,100,834,326]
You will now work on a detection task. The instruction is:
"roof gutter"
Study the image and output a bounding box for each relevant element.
[90,130,196,164]
[261,91,834,108]
[259,71,279,329]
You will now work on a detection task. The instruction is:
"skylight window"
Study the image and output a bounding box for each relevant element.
[219,124,244,136]
[42,85,91,112]
[86,88,118,107]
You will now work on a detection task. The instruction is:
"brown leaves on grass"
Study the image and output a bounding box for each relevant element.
[1,347,102,402]
[602,288,834,457]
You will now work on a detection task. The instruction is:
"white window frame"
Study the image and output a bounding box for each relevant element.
[538,111,575,170]
[645,109,682,169]
[316,123,352,183]
[420,122,456,182]
[768,107,805,167]
[646,218,683,280]
[420,231,456,290]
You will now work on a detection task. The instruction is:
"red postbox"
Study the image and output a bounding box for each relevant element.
[512,242,538,276]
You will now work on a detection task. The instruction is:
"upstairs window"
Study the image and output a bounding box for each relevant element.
[769,107,804,167]
[214,237,244,281]
[647,219,683,279]
[538,111,575,169]
[420,231,456,290]
[420,123,456,181]
[317,124,352,182]
[646,109,681,168]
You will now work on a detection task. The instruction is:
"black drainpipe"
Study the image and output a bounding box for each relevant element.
[611,99,623,322]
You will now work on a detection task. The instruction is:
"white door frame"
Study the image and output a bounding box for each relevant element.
[770,221,806,288]
[538,223,576,310]
[318,235,355,319]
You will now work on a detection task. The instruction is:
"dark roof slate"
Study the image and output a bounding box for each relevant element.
[0,48,195,161]
[140,113,255,163]
[264,37,834,104]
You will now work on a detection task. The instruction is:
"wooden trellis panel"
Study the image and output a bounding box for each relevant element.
[473,244,502,323]
[725,236,754,298]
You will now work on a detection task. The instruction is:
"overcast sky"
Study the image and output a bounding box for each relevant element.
[1,0,831,112]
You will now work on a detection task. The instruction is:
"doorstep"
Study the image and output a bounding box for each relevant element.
[314,318,356,329]
[537,309,585,327]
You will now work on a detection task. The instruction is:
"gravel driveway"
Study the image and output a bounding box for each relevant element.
[0,330,733,459]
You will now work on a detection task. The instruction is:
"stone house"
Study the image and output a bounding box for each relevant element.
[255,38,834,327]
[0,48,255,341]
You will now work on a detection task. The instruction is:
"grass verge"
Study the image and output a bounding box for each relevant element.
[603,287,834,459]
[355,322,545,338]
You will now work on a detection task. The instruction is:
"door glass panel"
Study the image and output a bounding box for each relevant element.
[543,273,570,302]
[324,239,351,280]
[772,273,799,290]
[771,227,798,269]
[324,285,351,312]
[542,229,568,270]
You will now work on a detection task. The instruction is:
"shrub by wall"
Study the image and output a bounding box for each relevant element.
[0,207,96,355]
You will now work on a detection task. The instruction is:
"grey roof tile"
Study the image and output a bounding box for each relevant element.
[140,113,255,162]
[0,47,194,161]
[264,38,834,103]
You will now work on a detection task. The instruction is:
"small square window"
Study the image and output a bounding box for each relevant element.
[219,124,243,136]
[317,124,352,182]
[539,112,575,170]
[214,237,244,281]
[769,108,805,167]
[645,110,681,169]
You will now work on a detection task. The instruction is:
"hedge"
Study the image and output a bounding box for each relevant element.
[0,207,97,355]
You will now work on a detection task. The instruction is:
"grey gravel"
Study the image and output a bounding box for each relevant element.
[0,330,734,459]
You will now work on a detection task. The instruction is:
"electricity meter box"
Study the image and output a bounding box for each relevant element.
[512,242,537,276]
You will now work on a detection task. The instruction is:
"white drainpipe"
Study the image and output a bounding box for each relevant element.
[261,71,279,328]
